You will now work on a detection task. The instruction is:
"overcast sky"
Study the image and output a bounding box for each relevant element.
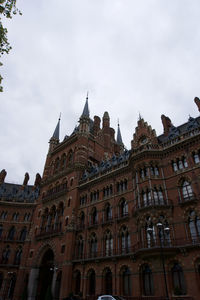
[1,0,200,184]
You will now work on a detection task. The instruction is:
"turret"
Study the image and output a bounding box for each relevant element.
[79,94,90,133]
[103,111,110,128]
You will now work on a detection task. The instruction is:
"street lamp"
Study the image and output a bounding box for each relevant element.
[147,223,169,300]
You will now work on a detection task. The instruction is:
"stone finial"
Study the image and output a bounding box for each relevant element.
[194,97,200,112]
[23,172,30,186]
[161,114,173,136]
[103,111,110,128]
[0,169,7,184]
[34,173,41,187]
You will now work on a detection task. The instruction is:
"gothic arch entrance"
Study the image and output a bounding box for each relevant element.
[36,248,54,300]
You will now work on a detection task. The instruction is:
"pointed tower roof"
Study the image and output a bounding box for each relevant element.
[117,121,123,145]
[52,115,60,140]
[81,93,90,118]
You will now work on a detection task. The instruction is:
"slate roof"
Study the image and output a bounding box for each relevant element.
[158,116,200,143]
[0,182,39,203]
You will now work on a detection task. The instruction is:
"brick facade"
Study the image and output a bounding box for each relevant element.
[1,97,200,300]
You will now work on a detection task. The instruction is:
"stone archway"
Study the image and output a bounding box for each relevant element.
[36,248,54,300]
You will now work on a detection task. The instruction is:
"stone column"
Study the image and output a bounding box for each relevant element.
[28,268,39,300]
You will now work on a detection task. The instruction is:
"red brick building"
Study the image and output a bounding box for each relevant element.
[1,96,200,300]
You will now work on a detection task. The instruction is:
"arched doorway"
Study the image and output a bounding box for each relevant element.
[104,268,112,295]
[37,248,54,300]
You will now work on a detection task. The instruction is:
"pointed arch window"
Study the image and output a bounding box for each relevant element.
[172,263,186,295]
[188,211,200,242]
[121,266,131,296]
[91,207,98,225]
[104,230,113,256]
[120,199,128,217]
[77,236,84,259]
[181,181,193,200]
[90,233,97,257]
[105,203,112,221]
[121,226,130,253]
[193,151,200,164]
[14,247,22,265]
[80,212,85,228]
[2,245,10,264]
[19,227,27,241]
[146,217,156,248]
[8,226,15,240]
[142,265,154,296]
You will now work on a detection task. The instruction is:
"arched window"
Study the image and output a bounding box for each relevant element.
[14,247,22,265]
[68,150,74,164]
[146,217,156,248]
[80,212,85,228]
[2,245,10,264]
[77,236,84,259]
[188,211,200,242]
[182,181,193,199]
[104,268,112,295]
[142,264,154,296]
[105,203,112,221]
[8,226,15,240]
[19,227,27,241]
[104,230,113,256]
[61,154,67,170]
[121,266,131,296]
[90,233,97,257]
[7,273,16,299]
[121,226,130,253]
[193,151,200,164]
[153,188,164,205]
[91,207,97,225]
[171,263,186,295]
[54,157,60,173]
[88,269,96,295]
[120,199,128,217]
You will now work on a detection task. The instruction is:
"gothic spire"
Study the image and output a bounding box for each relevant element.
[81,93,90,118]
[52,115,61,140]
[117,121,123,145]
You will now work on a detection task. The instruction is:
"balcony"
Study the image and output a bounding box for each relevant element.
[35,226,63,240]
[133,199,172,215]
[72,237,200,262]
[87,221,98,230]
[42,185,68,203]
[178,194,197,206]
[101,216,113,226]
[116,212,129,222]
[0,235,26,243]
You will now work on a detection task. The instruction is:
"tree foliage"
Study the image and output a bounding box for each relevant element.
[0,0,21,92]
